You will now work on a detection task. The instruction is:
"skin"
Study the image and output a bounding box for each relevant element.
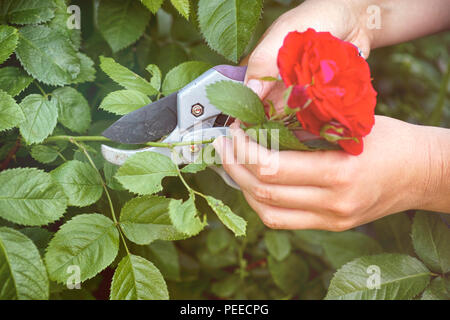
[213,0,450,230]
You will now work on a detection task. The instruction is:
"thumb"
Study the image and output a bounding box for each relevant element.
[244,25,287,100]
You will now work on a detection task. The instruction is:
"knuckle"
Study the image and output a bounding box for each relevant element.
[325,156,358,186]
[254,167,276,183]
[331,199,358,217]
[260,212,282,229]
[251,184,275,203]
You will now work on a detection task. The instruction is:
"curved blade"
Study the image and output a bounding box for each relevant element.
[102,92,178,144]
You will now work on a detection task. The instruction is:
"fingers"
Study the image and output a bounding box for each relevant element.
[226,122,349,187]
[242,191,347,231]
[216,140,330,210]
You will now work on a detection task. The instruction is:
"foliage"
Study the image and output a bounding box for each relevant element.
[0,0,448,300]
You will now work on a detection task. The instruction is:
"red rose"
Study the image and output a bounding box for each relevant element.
[277,28,377,155]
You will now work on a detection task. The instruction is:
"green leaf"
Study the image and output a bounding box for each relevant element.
[204,195,246,237]
[141,0,164,14]
[115,151,178,195]
[373,212,414,254]
[291,230,329,257]
[45,214,119,284]
[146,240,181,281]
[198,0,263,62]
[52,87,91,134]
[51,161,103,207]
[181,162,209,174]
[98,0,151,52]
[264,230,291,261]
[0,0,56,25]
[170,0,190,19]
[206,81,266,124]
[70,53,96,84]
[145,64,162,91]
[15,26,81,86]
[110,254,169,300]
[0,168,67,226]
[0,25,18,64]
[30,145,59,164]
[0,67,33,97]
[268,254,309,295]
[325,254,431,300]
[19,94,58,144]
[0,227,49,300]
[262,121,312,151]
[412,212,450,274]
[99,56,158,96]
[103,162,124,191]
[421,277,450,300]
[168,195,206,237]
[100,89,151,115]
[19,227,53,257]
[119,196,187,245]
[161,61,211,95]
[322,231,383,269]
[211,274,240,298]
[0,90,24,132]
[207,228,232,254]
[48,0,81,50]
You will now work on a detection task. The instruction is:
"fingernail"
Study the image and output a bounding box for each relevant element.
[246,79,263,97]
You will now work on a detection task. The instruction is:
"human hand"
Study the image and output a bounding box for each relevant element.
[213,116,448,230]
[244,0,373,102]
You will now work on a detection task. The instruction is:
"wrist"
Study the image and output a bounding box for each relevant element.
[410,124,450,213]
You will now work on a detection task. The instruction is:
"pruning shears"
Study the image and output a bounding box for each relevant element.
[101,65,248,190]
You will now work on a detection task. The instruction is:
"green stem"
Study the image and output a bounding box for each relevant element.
[69,138,130,255]
[173,150,195,193]
[430,63,450,126]
[34,81,46,96]
[45,135,215,148]
[237,237,248,280]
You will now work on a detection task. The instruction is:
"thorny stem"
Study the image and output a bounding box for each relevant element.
[69,138,130,255]
[45,135,215,148]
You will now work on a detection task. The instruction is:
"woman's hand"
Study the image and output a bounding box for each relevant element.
[213,117,450,230]
[244,0,450,100]
[244,0,373,100]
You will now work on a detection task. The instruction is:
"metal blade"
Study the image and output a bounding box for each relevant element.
[102,92,178,144]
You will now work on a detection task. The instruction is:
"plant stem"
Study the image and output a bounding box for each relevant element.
[45,135,215,148]
[69,138,130,255]
[46,135,111,143]
[0,138,21,171]
[34,81,47,96]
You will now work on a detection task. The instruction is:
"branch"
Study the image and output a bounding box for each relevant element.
[0,138,21,171]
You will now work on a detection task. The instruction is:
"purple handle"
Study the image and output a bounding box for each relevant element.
[213,65,247,82]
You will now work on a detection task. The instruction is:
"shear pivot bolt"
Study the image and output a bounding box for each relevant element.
[191,103,204,117]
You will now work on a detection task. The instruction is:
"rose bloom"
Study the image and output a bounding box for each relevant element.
[277,28,377,155]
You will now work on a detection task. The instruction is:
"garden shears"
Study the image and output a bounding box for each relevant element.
[101,65,248,190]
